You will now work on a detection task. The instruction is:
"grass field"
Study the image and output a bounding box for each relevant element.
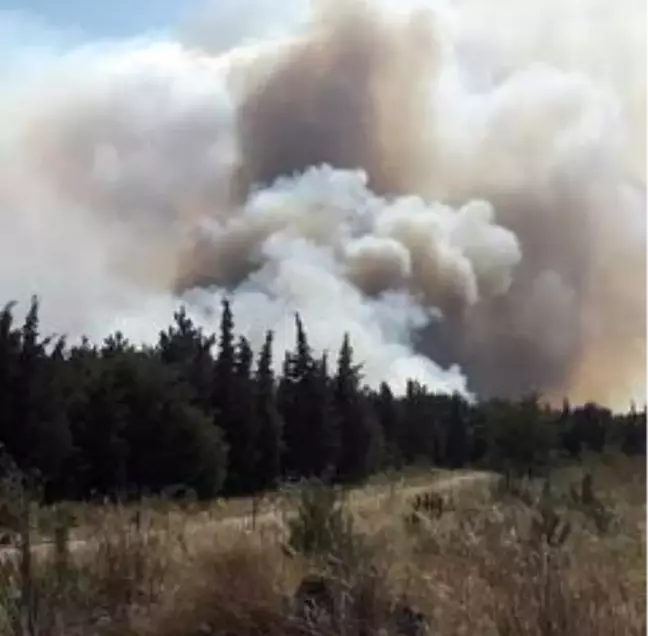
[0,455,644,635]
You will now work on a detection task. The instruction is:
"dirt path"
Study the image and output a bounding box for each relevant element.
[0,470,496,562]
[178,470,495,543]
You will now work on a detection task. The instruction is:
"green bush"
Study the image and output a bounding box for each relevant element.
[286,479,363,568]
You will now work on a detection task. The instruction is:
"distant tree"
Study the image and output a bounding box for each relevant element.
[445,393,469,469]
[280,315,337,479]
[621,405,646,456]
[67,340,228,500]
[127,347,228,498]
[487,395,553,478]
[558,398,581,458]
[573,402,609,453]
[0,298,72,488]
[0,303,20,464]
[213,298,235,418]
[0,293,639,505]
[224,335,257,493]
[157,306,215,410]
[374,382,401,467]
[77,359,133,497]
[399,380,436,465]
[334,334,382,482]
[467,404,489,464]
[253,330,283,491]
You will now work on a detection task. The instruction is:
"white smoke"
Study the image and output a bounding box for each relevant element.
[0,0,644,405]
[0,37,477,393]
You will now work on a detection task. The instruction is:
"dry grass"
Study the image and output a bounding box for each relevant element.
[129,540,303,636]
[0,456,644,635]
[29,467,452,545]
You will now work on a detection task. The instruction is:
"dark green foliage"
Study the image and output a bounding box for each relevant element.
[445,393,469,469]
[399,381,436,464]
[70,342,228,499]
[561,423,582,459]
[224,335,257,493]
[280,315,339,479]
[157,306,215,410]
[486,395,554,478]
[253,331,283,491]
[0,298,72,490]
[334,334,383,482]
[0,295,638,504]
[621,405,646,456]
[374,382,401,467]
[213,298,235,413]
[572,402,610,453]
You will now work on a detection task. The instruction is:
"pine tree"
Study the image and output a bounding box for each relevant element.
[87,343,227,500]
[0,302,20,470]
[12,298,71,485]
[280,315,311,478]
[253,330,283,490]
[334,333,381,482]
[488,395,553,478]
[210,299,237,493]
[573,402,608,453]
[314,349,340,477]
[445,393,468,469]
[158,306,215,410]
[399,380,428,464]
[280,314,337,479]
[73,358,130,498]
[621,404,646,456]
[15,297,41,466]
[559,398,581,458]
[227,335,256,493]
[213,298,235,416]
[0,293,639,505]
[375,382,400,466]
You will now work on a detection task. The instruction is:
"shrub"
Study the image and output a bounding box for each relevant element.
[286,479,360,565]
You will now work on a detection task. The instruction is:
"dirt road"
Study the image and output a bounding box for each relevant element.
[0,470,496,562]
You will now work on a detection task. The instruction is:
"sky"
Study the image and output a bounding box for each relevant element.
[0,0,187,40]
[0,0,309,66]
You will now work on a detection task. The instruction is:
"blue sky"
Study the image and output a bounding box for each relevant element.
[0,0,193,40]
[0,0,309,59]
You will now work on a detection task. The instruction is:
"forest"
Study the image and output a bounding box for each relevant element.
[0,296,644,503]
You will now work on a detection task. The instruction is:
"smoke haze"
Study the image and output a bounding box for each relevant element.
[0,0,645,407]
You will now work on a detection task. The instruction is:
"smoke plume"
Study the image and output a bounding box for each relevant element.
[0,0,645,406]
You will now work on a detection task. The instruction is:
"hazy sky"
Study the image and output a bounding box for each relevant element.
[0,0,188,39]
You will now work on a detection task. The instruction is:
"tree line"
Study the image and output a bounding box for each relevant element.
[0,297,644,503]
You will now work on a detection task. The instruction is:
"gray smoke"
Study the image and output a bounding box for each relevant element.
[0,0,644,406]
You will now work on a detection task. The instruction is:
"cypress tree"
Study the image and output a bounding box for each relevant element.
[213,298,235,416]
[225,335,256,493]
[375,381,401,467]
[280,314,337,479]
[399,380,427,464]
[254,330,283,490]
[334,333,381,482]
[314,349,340,477]
[0,302,20,470]
[621,404,646,456]
[14,298,71,485]
[559,398,581,458]
[158,306,215,410]
[445,393,469,469]
[211,299,237,492]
